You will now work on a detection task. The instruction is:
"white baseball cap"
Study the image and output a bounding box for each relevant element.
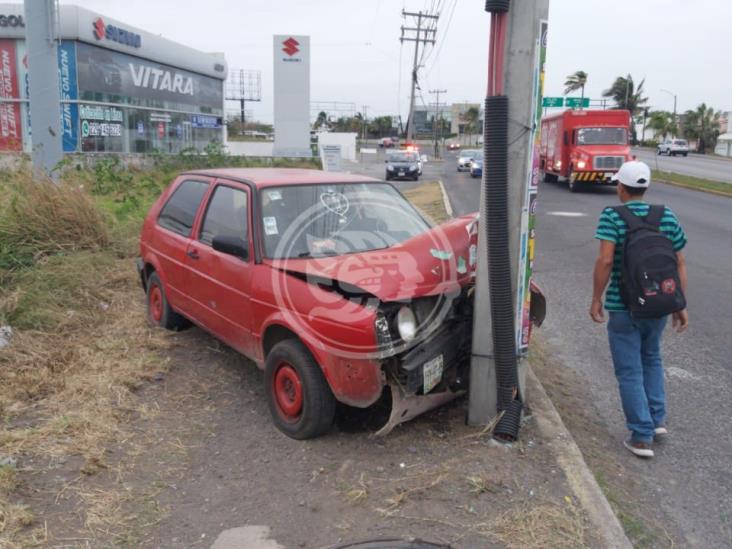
[612,160,651,188]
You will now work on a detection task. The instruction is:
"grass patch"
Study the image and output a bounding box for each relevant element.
[401,180,450,224]
[0,153,319,546]
[652,170,732,197]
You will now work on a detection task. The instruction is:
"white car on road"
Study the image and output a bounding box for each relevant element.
[657,139,689,157]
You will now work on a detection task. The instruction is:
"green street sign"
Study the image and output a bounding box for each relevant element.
[565,97,590,108]
[542,97,564,107]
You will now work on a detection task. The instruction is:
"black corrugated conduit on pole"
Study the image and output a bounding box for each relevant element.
[482,0,522,441]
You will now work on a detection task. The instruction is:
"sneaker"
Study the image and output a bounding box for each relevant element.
[654,426,668,437]
[624,439,654,458]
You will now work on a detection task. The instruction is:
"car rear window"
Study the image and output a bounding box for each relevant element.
[157,179,209,237]
[674,140,688,146]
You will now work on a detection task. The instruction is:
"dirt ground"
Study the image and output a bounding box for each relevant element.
[3,181,599,548]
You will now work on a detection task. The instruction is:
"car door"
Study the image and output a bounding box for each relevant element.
[183,180,254,356]
[151,177,212,316]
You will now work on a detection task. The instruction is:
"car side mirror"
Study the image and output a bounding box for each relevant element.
[212,235,248,260]
[384,159,388,163]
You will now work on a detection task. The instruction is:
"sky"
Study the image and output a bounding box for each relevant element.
[61,0,732,123]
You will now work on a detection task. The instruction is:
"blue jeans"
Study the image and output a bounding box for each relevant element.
[607,311,668,444]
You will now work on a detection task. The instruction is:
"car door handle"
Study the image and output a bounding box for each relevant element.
[186,249,199,260]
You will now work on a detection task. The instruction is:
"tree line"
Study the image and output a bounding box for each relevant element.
[564,70,723,153]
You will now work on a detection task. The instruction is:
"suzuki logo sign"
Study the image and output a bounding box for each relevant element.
[282,37,299,57]
[92,16,142,48]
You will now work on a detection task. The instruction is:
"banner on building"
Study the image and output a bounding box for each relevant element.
[58,41,78,152]
[0,39,22,151]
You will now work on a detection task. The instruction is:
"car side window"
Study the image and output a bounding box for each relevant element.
[157,180,209,237]
[199,185,249,248]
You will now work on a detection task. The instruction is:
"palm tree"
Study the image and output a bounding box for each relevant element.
[682,103,721,153]
[647,111,677,141]
[461,106,481,144]
[602,75,648,116]
[564,70,588,102]
[313,111,328,130]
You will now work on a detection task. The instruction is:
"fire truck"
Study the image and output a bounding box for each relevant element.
[539,109,632,192]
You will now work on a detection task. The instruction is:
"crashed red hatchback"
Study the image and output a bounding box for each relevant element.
[137,168,479,439]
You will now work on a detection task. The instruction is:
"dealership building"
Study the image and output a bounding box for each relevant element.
[0,4,226,154]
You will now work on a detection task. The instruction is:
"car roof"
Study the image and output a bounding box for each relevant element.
[182,168,381,189]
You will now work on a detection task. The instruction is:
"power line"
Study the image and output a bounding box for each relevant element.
[425,0,457,77]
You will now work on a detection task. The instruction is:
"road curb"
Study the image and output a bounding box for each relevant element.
[437,179,454,218]
[526,366,632,548]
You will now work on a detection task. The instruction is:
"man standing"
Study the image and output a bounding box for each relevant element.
[590,160,688,458]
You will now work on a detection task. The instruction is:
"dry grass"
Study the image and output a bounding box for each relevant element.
[489,499,587,548]
[0,173,109,271]
[402,181,451,224]
[0,169,174,546]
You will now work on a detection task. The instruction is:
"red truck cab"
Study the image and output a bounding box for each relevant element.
[540,109,632,192]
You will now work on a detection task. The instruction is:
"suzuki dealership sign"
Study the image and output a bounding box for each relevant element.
[273,35,311,157]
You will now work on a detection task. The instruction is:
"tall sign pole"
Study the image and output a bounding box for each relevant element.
[24,0,63,179]
[468,0,550,425]
[400,10,437,142]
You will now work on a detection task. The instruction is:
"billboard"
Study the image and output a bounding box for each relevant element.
[75,42,222,111]
[273,35,311,157]
[0,39,22,151]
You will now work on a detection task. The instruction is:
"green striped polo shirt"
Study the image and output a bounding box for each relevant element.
[595,201,687,311]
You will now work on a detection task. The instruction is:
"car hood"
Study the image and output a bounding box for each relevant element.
[267,214,479,302]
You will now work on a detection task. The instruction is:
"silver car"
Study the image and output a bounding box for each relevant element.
[457,149,481,171]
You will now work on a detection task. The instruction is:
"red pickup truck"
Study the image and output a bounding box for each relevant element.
[539,109,632,192]
[137,169,480,439]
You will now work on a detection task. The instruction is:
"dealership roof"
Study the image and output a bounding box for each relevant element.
[0,3,226,79]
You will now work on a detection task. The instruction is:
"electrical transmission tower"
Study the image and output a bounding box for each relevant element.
[400,9,438,142]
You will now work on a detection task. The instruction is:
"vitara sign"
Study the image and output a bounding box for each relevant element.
[93,17,141,49]
[130,64,194,96]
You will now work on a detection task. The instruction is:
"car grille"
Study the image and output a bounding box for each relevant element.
[593,156,624,170]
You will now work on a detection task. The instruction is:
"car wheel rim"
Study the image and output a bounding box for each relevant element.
[149,285,163,323]
[273,363,303,422]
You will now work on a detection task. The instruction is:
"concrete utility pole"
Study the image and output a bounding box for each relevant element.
[361,104,369,142]
[400,10,437,142]
[468,0,550,425]
[429,89,447,158]
[24,0,63,179]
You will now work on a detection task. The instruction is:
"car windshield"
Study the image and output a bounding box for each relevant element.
[576,127,627,145]
[462,150,480,158]
[388,152,418,162]
[260,183,430,259]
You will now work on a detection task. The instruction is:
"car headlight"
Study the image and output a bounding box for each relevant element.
[577,160,586,169]
[387,165,394,170]
[397,306,417,342]
[410,164,417,170]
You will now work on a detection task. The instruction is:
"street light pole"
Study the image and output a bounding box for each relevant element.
[661,88,677,137]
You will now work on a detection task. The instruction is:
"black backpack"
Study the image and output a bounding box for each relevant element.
[613,205,686,319]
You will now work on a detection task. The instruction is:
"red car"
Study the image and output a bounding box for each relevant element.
[137,169,479,439]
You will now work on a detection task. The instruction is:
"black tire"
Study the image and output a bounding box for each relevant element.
[146,272,190,330]
[385,173,391,181]
[265,339,336,440]
[567,169,581,193]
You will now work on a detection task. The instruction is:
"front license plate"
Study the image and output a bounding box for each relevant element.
[398,171,405,176]
[423,354,444,394]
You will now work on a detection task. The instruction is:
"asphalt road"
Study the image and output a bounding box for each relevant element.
[439,151,732,547]
[633,147,732,183]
